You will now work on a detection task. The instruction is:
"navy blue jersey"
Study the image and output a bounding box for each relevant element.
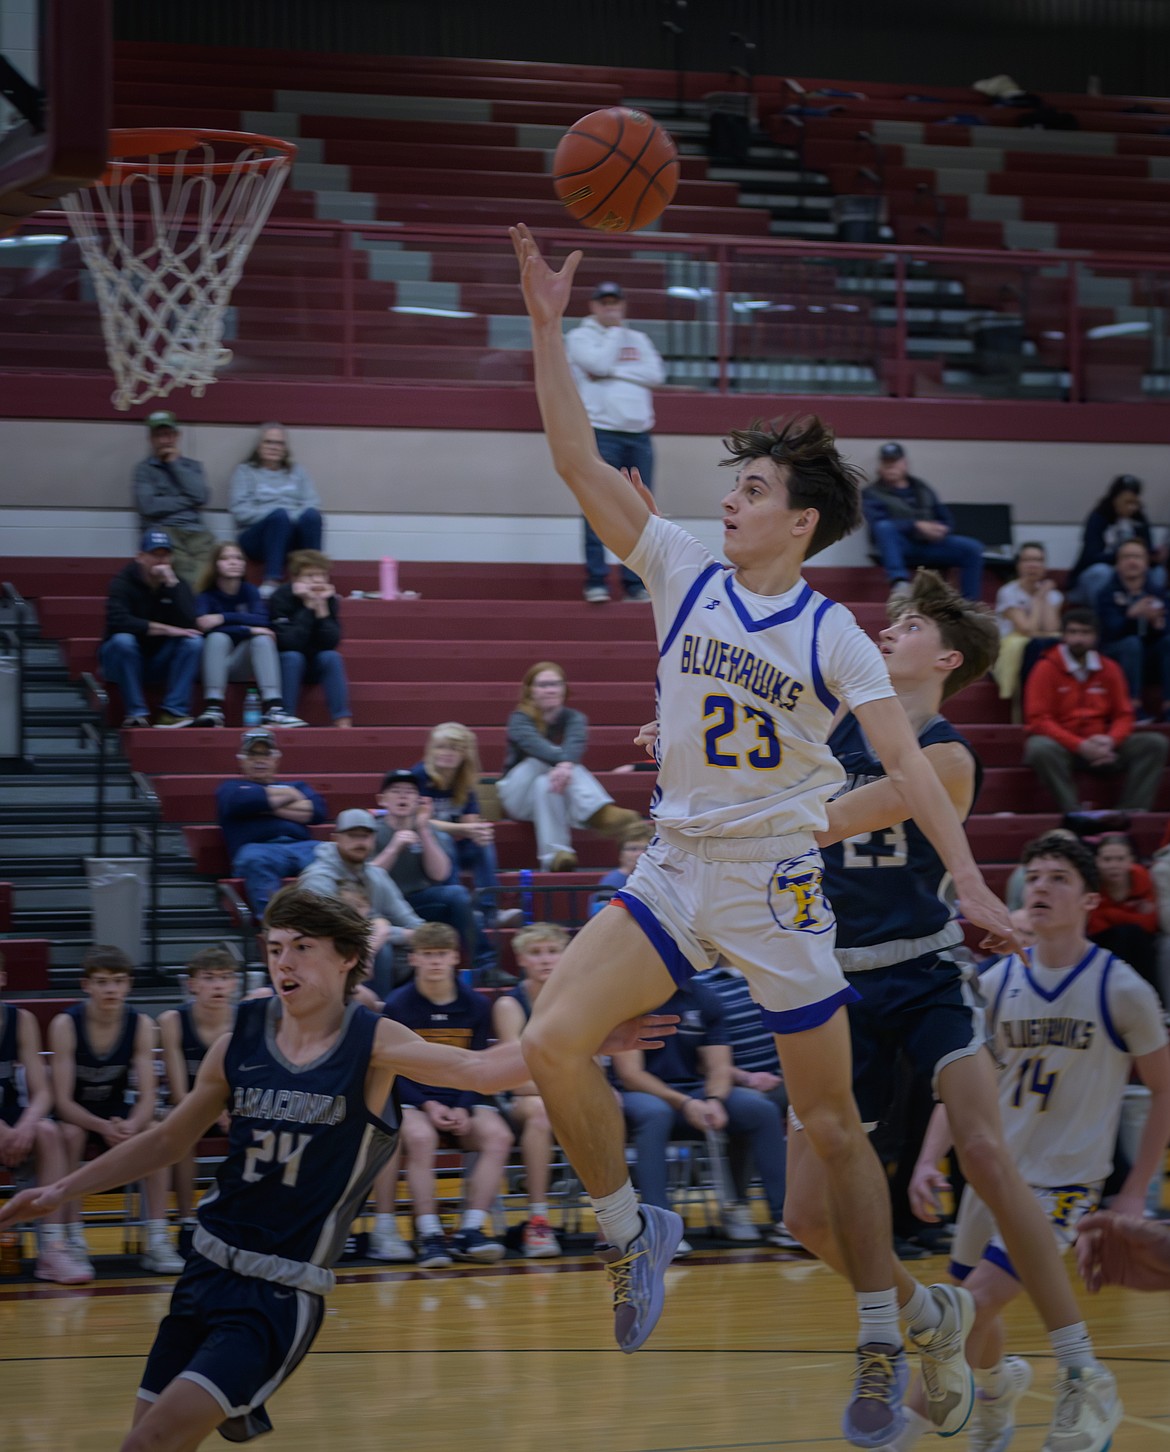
[66,1002,138,1116]
[0,1005,23,1126]
[381,981,490,1111]
[177,1002,234,1088]
[197,998,397,1282]
[822,712,982,971]
[637,981,729,1094]
[504,983,534,1024]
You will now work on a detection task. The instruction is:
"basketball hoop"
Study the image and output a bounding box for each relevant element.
[62,128,296,409]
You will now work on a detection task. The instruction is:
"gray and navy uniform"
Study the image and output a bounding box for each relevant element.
[821,710,984,1123]
[0,1005,25,1128]
[177,1003,234,1089]
[65,1002,139,1120]
[139,997,398,1441]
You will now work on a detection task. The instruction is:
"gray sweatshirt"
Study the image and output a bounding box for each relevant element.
[298,842,422,943]
[133,455,210,531]
[502,707,589,775]
[230,462,321,529]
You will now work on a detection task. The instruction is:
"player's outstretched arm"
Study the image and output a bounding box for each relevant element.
[0,1038,232,1231]
[373,1011,679,1095]
[817,739,975,848]
[851,695,1015,948]
[509,223,648,559]
[1076,1211,1170,1293]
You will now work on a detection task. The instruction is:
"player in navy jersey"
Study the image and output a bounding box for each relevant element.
[159,947,240,1256]
[510,223,1013,1446]
[785,572,1125,1452]
[0,888,676,1451]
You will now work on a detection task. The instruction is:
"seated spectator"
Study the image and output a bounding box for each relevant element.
[862,442,984,604]
[0,949,91,1284]
[1095,539,1170,721]
[216,727,328,918]
[497,660,641,872]
[991,541,1062,702]
[330,883,395,1009]
[158,947,238,1258]
[379,922,512,1267]
[491,922,571,1258]
[268,550,352,727]
[612,979,789,1258]
[132,411,215,588]
[192,541,304,729]
[413,722,523,931]
[99,529,203,729]
[1067,474,1164,605]
[229,422,323,594]
[297,807,422,997]
[1088,833,1160,993]
[1023,609,1168,813]
[372,771,496,981]
[49,947,184,1275]
[588,822,654,916]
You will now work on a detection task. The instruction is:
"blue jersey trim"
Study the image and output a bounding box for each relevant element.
[613,890,695,987]
[659,561,723,660]
[809,597,839,713]
[988,955,1014,1031]
[948,1257,974,1283]
[725,576,815,634]
[982,1242,1020,1282]
[1022,943,1100,1003]
[759,983,859,1035]
[1097,955,1127,1052]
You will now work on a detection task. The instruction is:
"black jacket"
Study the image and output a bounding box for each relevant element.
[104,561,198,654]
[268,583,342,656]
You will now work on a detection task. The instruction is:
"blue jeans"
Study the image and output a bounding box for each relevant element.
[870,519,984,601]
[621,1086,788,1221]
[586,430,654,593]
[239,507,323,581]
[99,632,203,718]
[280,649,350,722]
[408,882,493,970]
[438,832,502,917]
[232,838,321,918]
[1103,634,1170,707]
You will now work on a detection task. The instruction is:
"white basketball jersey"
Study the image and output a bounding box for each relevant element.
[625,514,894,840]
[982,944,1167,1186]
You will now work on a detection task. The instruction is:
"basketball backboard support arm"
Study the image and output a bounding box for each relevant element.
[0,0,111,235]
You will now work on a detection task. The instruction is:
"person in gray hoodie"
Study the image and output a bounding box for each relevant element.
[230,422,323,593]
[297,809,421,995]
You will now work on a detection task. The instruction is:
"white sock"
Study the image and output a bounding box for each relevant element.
[416,1214,442,1237]
[530,1202,548,1220]
[374,1213,397,1235]
[857,1288,902,1350]
[41,1224,63,1245]
[593,1180,643,1253]
[1050,1322,1098,1373]
[460,1209,486,1231]
[146,1219,169,1241]
[901,1280,940,1336]
[975,1361,1011,1399]
[68,1221,87,1243]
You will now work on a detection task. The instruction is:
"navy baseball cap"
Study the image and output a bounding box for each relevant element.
[140,528,173,552]
[879,442,905,460]
[592,282,624,301]
[239,727,278,754]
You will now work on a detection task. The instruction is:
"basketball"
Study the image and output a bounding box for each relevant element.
[552,107,679,232]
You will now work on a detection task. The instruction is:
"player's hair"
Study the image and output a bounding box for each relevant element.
[186,946,240,978]
[81,945,134,979]
[263,887,370,995]
[889,569,1000,700]
[515,661,568,734]
[409,921,461,955]
[335,882,373,913]
[423,722,482,811]
[513,922,570,959]
[1062,606,1097,631]
[197,540,248,594]
[719,415,864,558]
[287,549,331,579]
[1020,832,1100,893]
[244,421,293,469]
[620,821,654,849]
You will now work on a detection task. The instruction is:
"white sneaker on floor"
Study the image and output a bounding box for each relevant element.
[721,1201,760,1241]
[369,1222,415,1263]
[672,1236,693,1259]
[909,1282,976,1435]
[35,1240,94,1285]
[583,586,611,604]
[65,1225,94,1276]
[1042,1365,1121,1452]
[142,1236,185,1274]
[970,1357,1033,1452]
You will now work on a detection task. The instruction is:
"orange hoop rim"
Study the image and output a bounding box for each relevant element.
[96,128,298,183]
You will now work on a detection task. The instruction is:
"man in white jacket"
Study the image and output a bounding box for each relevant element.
[565,282,665,603]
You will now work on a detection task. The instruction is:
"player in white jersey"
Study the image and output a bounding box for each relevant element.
[508,223,1014,1448]
[906,832,1170,1452]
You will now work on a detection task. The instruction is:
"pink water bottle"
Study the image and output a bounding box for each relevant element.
[379,557,398,599]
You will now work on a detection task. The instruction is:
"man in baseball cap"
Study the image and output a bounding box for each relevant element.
[133,410,215,587]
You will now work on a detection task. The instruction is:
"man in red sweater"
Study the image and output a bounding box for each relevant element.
[1023,609,1167,812]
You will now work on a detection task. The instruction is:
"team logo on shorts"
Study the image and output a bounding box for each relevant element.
[768,849,834,936]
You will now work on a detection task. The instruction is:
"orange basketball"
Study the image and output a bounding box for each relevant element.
[552,107,679,232]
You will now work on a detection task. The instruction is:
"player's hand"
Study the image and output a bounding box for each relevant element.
[620,466,659,516]
[908,1163,951,1223]
[633,719,659,759]
[959,880,1019,955]
[0,1182,67,1228]
[215,1111,232,1134]
[1076,1210,1170,1293]
[600,1013,680,1055]
[509,223,581,327]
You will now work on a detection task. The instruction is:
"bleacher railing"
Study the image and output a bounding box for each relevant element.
[3,218,1170,404]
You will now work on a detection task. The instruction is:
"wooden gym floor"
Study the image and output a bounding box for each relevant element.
[1,1244,1168,1451]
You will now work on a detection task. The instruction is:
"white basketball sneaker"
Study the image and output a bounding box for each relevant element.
[1042,1365,1122,1452]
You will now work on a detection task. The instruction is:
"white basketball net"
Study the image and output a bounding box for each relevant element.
[63,133,294,409]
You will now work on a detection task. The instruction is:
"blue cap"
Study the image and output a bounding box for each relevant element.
[140,528,173,552]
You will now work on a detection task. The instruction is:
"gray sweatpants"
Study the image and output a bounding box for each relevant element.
[496,757,613,868]
[202,631,281,702]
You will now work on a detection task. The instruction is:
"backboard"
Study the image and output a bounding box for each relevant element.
[0,0,111,235]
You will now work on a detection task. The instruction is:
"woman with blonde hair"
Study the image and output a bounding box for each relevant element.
[411,724,523,931]
[496,661,640,872]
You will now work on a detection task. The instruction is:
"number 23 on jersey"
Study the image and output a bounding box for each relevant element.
[703,693,782,770]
